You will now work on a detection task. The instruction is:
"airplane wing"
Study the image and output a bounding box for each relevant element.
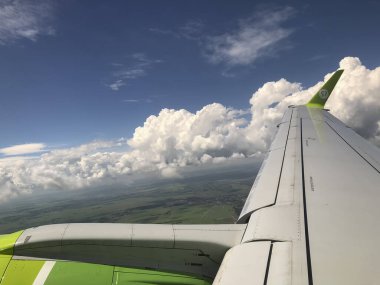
[215,69,380,285]
[1,70,380,284]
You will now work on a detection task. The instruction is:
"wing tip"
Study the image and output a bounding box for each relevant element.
[306,69,344,108]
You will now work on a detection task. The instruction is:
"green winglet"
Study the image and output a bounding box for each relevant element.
[306,69,344,108]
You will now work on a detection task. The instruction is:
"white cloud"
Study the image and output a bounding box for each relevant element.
[161,167,182,178]
[204,7,295,66]
[0,57,379,202]
[108,53,162,91]
[109,80,125,91]
[327,57,380,142]
[0,0,54,45]
[0,143,46,156]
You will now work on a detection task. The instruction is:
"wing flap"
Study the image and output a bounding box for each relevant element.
[213,242,271,285]
[266,242,292,285]
[213,241,292,285]
[238,108,294,222]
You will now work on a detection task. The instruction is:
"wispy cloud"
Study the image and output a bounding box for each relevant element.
[149,19,204,40]
[0,143,46,156]
[108,53,162,91]
[0,0,55,45]
[179,20,204,40]
[307,54,328,62]
[204,7,295,66]
[123,99,139,103]
[149,27,177,37]
[123,98,153,104]
[150,8,294,70]
[109,80,125,91]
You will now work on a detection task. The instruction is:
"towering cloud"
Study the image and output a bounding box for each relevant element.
[0,57,379,201]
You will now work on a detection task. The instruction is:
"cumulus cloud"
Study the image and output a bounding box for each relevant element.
[0,57,379,202]
[327,57,380,142]
[204,7,295,66]
[0,143,46,156]
[0,0,54,45]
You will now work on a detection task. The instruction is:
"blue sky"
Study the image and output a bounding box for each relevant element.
[1,0,380,148]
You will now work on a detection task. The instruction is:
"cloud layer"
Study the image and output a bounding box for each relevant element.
[0,0,54,45]
[0,57,379,202]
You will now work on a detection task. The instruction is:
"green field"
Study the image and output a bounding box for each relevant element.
[0,159,260,234]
